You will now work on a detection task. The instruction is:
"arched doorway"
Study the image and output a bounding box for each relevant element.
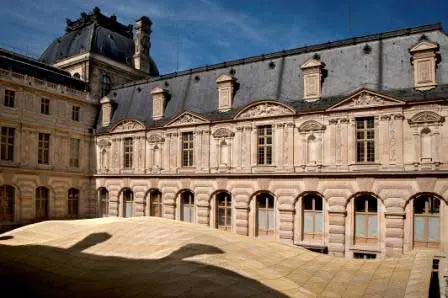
[413,194,441,249]
[0,185,14,222]
[180,191,195,223]
[122,189,134,218]
[36,187,49,221]
[302,193,323,241]
[216,192,231,231]
[98,188,109,217]
[149,189,162,217]
[255,192,275,237]
[354,194,378,245]
[68,188,79,218]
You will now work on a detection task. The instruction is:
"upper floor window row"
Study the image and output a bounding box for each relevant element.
[0,126,15,161]
[4,89,15,108]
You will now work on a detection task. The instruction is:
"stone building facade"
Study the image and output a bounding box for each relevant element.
[1,7,448,259]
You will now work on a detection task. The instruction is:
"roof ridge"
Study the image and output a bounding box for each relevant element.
[110,22,443,91]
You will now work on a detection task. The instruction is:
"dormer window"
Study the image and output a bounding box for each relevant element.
[151,87,168,120]
[410,38,439,91]
[100,97,113,127]
[216,74,235,112]
[300,58,323,101]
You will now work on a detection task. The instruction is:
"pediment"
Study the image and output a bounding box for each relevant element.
[165,111,209,127]
[298,120,326,132]
[216,74,234,83]
[301,58,322,69]
[111,120,145,132]
[327,89,405,111]
[408,111,445,125]
[410,40,438,53]
[234,101,295,120]
[147,134,165,143]
[212,128,235,138]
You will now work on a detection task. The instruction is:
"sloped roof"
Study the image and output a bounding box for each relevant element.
[97,23,448,132]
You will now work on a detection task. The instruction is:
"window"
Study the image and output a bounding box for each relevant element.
[216,192,231,231]
[356,117,375,163]
[123,138,133,169]
[149,190,162,217]
[41,98,50,115]
[72,106,80,121]
[38,133,50,164]
[122,189,134,218]
[181,191,195,223]
[0,185,14,222]
[413,195,440,249]
[4,89,15,107]
[256,193,275,237]
[353,252,376,259]
[35,187,49,220]
[98,188,109,217]
[354,195,378,245]
[303,194,323,240]
[182,132,194,167]
[100,72,111,97]
[69,138,80,168]
[68,188,79,218]
[1,127,15,161]
[257,125,272,165]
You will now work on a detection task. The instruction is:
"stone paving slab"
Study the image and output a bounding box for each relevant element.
[0,217,435,297]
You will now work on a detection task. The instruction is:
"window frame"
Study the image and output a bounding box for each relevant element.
[123,137,133,169]
[216,192,232,231]
[0,126,15,161]
[181,132,194,167]
[257,125,273,165]
[38,133,50,165]
[68,188,79,218]
[72,106,80,122]
[0,185,14,222]
[356,117,375,163]
[4,89,15,108]
[302,195,324,241]
[413,195,440,249]
[40,98,50,115]
[69,138,80,168]
[354,196,378,245]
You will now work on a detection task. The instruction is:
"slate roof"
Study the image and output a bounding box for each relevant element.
[98,23,448,132]
[39,8,159,77]
[0,48,86,91]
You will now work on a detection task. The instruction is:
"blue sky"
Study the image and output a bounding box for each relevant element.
[0,0,447,74]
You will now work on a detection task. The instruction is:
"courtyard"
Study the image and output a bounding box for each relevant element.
[0,217,440,297]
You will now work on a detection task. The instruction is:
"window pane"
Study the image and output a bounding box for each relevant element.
[355,214,365,237]
[367,198,377,212]
[413,216,425,241]
[368,214,378,237]
[314,197,323,210]
[314,212,323,233]
[428,217,440,241]
[303,198,313,210]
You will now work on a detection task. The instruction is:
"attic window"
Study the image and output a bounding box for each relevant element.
[410,38,439,91]
[216,75,235,112]
[151,87,168,120]
[300,57,323,101]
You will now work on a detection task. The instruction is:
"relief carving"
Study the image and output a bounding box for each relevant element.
[97,139,111,149]
[329,90,404,111]
[112,120,145,132]
[212,128,235,138]
[235,102,294,119]
[166,112,208,127]
[408,111,445,125]
[147,134,165,143]
[298,120,326,132]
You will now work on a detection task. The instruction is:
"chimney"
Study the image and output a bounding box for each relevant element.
[134,16,152,73]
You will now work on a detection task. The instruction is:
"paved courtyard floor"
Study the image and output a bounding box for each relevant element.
[0,217,436,297]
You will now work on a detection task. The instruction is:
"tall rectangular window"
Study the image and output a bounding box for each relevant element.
[69,138,80,168]
[356,117,375,163]
[41,98,50,115]
[0,127,15,161]
[4,89,15,108]
[182,132,194,167]
[38,133,50,164]
[72,106,80,121]
[123,137,133,169]
[257,125,272,165]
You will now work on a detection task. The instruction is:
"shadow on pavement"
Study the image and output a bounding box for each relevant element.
[0,233,288,297]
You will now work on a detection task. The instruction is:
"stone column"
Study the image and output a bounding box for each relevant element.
[109,190,119,217]
[250,126,256,167]
[235,205,249,236]
[340,119,349,165]
[202,130,210,171]
[163,192,176,219]
[328,209,346,257]
[235,127,243,170]
[347,119,356,165]
[384,211,405,257]
[278,208,295,243]
[196,203,210,226]
[284,123,294,170]
[276,123,284,169]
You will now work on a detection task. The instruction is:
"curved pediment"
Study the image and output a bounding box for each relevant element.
[147,134,165,143]
[111,120,145,133]
[298,120,326,132]
[408,111,445,125]
[234,101,295,120]
[212,128,235,138]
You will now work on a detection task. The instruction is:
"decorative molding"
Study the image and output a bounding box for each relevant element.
[111,120,145,132]
[234,101,295,120]
[327,89,404,111]
[298,120,326,132]
[147,134,165,143]
[408,111,445,125]
[212,128,235,138]
[165,112,209,127]
[97,139,111,149]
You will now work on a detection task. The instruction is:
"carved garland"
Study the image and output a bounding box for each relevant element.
[212,128,235,138]
[298,120,326,132]
[236,102,294,119]
[408,111,445,125]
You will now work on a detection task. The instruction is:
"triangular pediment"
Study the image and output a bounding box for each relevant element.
[165,111,209,127]
[300,58,322,69]
[410,40,438,53]
[111,119,145,132]
[327,89,405,111]
[234,101,295,120]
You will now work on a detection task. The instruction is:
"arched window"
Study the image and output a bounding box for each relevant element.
[100,72,111,97]
[98,188,109,217]
[256,193,275,237]
[36,187,49,221]
[413,195,440,249]
[181,191,195,223]
[150,190,162,217]
[354,195,378,245]
[68,188,79,218]
[303,194,323,240]
[123,189,134,218]
[420,128,432,160]
[0,185,14,222]
[216,192,231,231]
